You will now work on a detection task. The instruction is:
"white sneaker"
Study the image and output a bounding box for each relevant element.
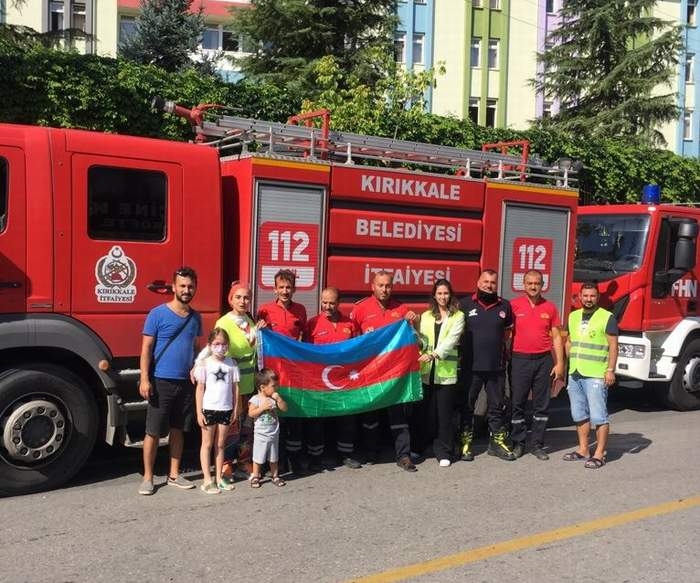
[438,459,451,467]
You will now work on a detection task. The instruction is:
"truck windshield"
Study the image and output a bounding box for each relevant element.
[575,214,650,281]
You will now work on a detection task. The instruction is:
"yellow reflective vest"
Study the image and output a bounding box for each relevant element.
[215,313,257,395]
[568,307,612,378]
[419,310,464,385]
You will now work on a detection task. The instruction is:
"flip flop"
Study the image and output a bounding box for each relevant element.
[562,451,587,461]
[584,457,606,469]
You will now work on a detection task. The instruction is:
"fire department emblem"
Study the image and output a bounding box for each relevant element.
[94,246,137,304]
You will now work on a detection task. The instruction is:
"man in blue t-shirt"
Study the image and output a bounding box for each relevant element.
[138,266,202,496]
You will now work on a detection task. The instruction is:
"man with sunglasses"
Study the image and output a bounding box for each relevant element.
[138,266,202,495]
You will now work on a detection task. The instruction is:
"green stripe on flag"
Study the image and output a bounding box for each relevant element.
[278,373,423,418]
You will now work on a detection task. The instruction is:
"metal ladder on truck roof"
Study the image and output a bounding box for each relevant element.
[154,98,574,186]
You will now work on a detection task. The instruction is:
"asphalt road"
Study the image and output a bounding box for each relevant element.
[2,387,700,583]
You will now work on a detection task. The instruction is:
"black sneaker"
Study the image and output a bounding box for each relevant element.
[288,455,309,476]
[512,443,525,459]
[341,456,362,469]
[397,456,417,472]
[532,446,550,461]
[307,457,324,473]
[364,450,380,465]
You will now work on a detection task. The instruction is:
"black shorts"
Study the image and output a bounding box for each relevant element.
[145,378,195,437]
[202,409,233,426]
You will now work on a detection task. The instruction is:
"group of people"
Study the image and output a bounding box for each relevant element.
[136,264,618,496]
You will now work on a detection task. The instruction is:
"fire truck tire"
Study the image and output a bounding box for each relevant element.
[664,338,700,411]
[0,366,98,497]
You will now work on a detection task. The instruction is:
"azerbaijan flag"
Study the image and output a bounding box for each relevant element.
[258,320,422,417]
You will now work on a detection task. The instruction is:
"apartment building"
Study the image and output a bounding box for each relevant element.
[2,0,247,80]
[671,0,700,156]
[398,0,534,129]
[5,1,697,156]
[117,0,249,82]
[398,0,698,157]
[2,0,119,56]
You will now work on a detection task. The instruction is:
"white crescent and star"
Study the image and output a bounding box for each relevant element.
[321,366,360,391]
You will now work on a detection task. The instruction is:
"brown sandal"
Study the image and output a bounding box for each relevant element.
[271,475,286,487]
[250,476,261,488]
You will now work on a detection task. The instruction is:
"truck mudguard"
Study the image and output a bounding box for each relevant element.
[0,313,116,390]
[659,317,700,358]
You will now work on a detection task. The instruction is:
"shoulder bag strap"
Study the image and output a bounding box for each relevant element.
[153,310,195,367]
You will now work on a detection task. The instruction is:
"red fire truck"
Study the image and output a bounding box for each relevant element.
[0,101,579,496]
[573,198,700,411]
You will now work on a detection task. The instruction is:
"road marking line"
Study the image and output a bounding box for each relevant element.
[348,493,700,583]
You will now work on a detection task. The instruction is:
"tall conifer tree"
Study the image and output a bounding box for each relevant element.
[533,0,681,146]
[120,0,204,72]
[230,0,398,94]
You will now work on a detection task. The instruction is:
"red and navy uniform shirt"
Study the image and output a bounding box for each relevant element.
[510,295,561,354]
[256,300,307,340]
[303,313,360,345]
[460,294,513,372]
[350,296,408,334]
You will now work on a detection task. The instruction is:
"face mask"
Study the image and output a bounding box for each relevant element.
[211,344,228,356]
[477,289,498,305]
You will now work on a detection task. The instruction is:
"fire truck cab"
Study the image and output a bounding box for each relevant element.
[573,197,700,410]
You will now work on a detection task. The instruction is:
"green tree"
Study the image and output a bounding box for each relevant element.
[120,0,204,72]
[533,0,682,146]
[230,0,398,94]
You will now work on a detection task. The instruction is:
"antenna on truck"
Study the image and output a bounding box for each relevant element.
[153,97,577,186]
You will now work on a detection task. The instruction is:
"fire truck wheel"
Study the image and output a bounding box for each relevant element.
[665,338,700,411]
[0,366,98,497]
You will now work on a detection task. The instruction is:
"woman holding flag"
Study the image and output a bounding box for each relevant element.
[415,279,465,467]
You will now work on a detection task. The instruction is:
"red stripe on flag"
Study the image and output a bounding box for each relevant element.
[264,344,420,392]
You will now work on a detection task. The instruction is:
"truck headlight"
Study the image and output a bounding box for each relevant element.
[618,343,646,359]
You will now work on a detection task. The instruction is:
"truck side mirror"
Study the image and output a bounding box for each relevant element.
[673,219,698,272]
[652,218,698,297]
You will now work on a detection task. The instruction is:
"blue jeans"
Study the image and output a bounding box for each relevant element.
[566,374,609,426]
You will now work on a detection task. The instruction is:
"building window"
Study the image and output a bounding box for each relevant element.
[49,1,90,33]
[687,54,695,83]
[472,0,483,7]
[689,1,697,27]
[119,16,137,46]
[543,101,552,119]
[486,99,497,127]
[202,27,219,50]
[88,166,167,242]
[546,0,555,13]
[412,33,424,64]
[488,39,499,69]
[489,0,501,9]
[222,29,240,52]
[49,1,64,31]
[469,98,479,124]
[394,33,406,63]
[683,110,693,140]
[471,38,481,67]
[201,25,250,53]
[72,2,86,31]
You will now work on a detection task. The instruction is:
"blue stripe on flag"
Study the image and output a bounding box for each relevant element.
[260,320,415,365]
